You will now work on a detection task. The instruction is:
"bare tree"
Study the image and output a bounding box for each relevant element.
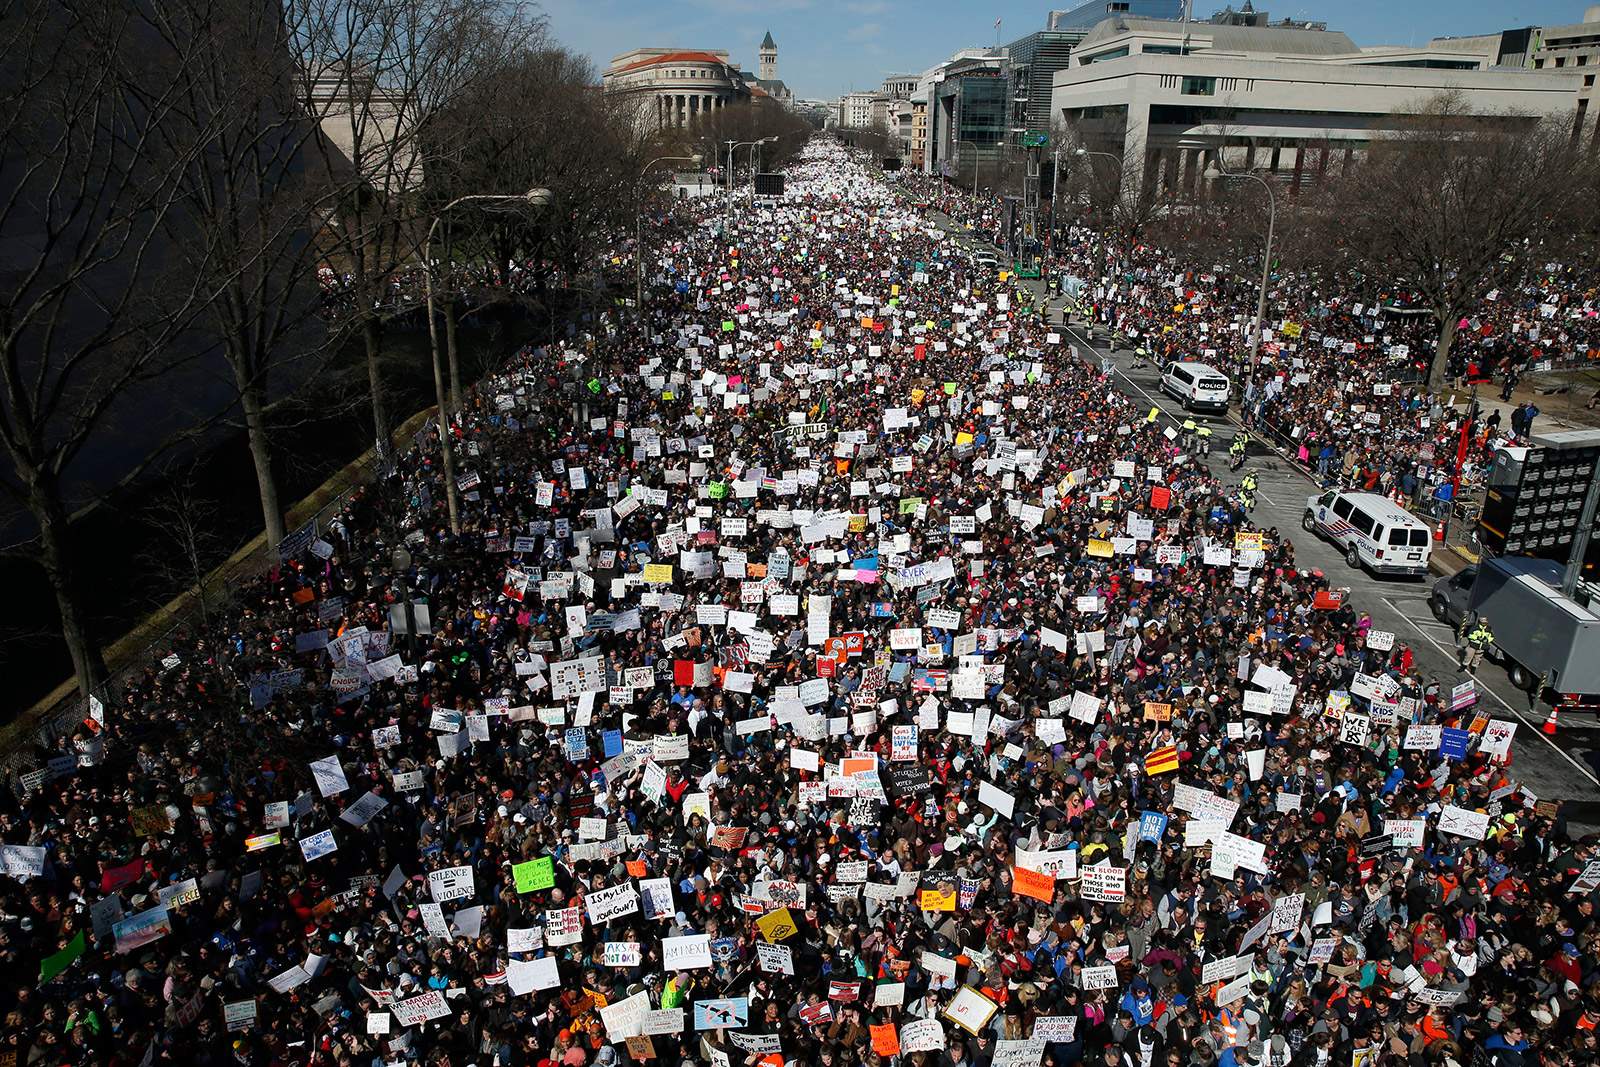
[421,43,651,401]
[0,0,229,698]
[285,0,543,452]
[144,0,326,551]
[687,101,816,179]
[133,474,229,625]
[1308,93,1581,392]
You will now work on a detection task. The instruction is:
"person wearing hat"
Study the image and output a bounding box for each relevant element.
[1459,614,1494,675]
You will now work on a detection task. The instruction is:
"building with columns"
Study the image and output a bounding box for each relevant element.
[602,48,753,131]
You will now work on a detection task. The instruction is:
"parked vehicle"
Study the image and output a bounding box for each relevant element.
[1430,556,1600,709]
[1160,361,1230,414]
[1302,489,1432,576]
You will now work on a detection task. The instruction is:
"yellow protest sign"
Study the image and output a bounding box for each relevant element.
[891,284,900,296]
[918,886,956,911]
[756,907,798,942]
[955,432,973,447]
[643,564,674,584]
[1234,532,1263,551]
[1087,539,1114,558]
[1147,407,1159,423]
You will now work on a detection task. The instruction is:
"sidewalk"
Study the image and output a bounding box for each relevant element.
[1448,367,1600,436]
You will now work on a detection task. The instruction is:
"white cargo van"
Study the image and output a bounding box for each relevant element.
[1160,361,1230,414]
[1302,489,1432,576]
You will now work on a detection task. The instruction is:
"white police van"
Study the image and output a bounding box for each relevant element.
[1303,489,1432,576]
[1160,361,1231,414]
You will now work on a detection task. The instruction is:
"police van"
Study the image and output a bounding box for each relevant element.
[1159,361,1231,414]
[1302,489,1432,576]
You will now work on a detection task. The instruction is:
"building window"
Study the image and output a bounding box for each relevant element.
[1181,76,1216,96]
[1587,74,1596,86]
[1535,58,1545,68]
[1556,56,1566,67]
[1580,55,1589,65]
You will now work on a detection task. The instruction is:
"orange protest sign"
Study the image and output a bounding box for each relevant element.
[918,887,956,912]
[1144,702,1172,722]
[871,1024,901,1057]
[1012,866,1055,903]
[625,860,647,877]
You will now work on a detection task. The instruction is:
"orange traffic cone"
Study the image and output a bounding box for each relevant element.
[1542,706,1559,734]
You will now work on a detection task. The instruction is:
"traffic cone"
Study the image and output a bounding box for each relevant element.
[1542,706,1559,734]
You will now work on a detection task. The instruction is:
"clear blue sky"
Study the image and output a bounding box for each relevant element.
[537,0,1591,101]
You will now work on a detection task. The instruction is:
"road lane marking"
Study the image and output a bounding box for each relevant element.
[1385,597,1600,786]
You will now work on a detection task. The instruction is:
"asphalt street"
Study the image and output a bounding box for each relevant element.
[927,206,1600,828]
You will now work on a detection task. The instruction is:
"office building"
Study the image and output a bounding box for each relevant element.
[1050,16,1584,197]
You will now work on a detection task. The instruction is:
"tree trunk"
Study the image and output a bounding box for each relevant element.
[33,478,106,700]
[241,382,286,550]
[363,314,389,455]
[1430,311,1460,395]
[445,292,462,417]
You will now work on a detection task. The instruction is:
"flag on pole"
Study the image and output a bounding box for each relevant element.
[1144,745,1180,776]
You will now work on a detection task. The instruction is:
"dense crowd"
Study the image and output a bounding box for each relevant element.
[895,171,1600,512]
[4,141,1598,1067]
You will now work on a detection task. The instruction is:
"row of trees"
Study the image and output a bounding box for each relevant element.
[2,0,793,703]
[1046,95,1594,392]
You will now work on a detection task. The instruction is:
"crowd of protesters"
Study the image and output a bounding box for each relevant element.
[3,140,1598,1067]
[894,171,1600,515]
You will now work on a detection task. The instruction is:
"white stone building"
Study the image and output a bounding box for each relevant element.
[602,48,753,131]
[1050,17,1585,197]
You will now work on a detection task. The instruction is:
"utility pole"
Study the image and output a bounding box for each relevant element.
[1048,147,1060,258]
[725,139,736,228]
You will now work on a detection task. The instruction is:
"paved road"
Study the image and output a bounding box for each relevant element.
[928,209,1600,827]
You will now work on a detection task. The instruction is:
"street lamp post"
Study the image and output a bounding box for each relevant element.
[725,138,776,227]
[956,139,981,197]
[1205,162,1276,380]
[1048,147,1060,257]
[425,188,550,535]
[1074,148,1124,321]
[637,153,703,312]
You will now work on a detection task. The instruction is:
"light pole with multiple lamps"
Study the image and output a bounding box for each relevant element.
[1204,161,1276,380]
[637,153,702,311]
[424,189,550,535]
[724,137,775,227]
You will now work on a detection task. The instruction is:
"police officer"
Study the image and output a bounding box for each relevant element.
[1229,431,1250,472]
[1459,614,1494,674]
[1239,469,1259,511]
[1196,423,1213,457]
[1181,416,1197,452]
